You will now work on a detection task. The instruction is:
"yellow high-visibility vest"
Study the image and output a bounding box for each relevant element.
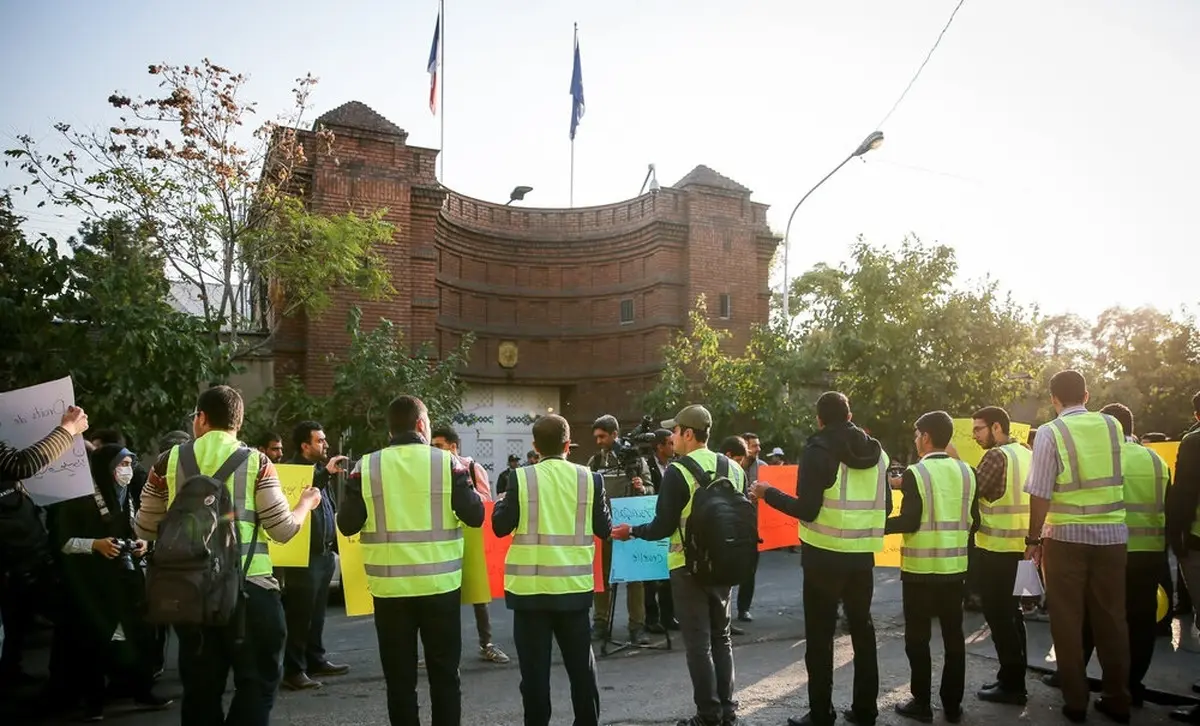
[901,457,976,575]
[667,449,746,571]
[798,454,890,553]
[976,443,1032,553]
[1044,413,1125,527]
[504,458,596,595]
[1122,442,1168,553]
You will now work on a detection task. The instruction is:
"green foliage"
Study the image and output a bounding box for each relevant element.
[243,308,473,458]
[0,202,235,452]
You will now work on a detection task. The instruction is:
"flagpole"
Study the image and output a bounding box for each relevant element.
[570,22,577,208]
[439,0,446,184]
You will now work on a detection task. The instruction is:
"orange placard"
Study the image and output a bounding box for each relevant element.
[482,500,604,599]
[756,466,801,551]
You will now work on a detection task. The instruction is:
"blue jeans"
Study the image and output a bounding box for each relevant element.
[176,583,286,726]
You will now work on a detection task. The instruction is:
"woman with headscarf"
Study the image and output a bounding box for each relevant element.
[51,443,172,721]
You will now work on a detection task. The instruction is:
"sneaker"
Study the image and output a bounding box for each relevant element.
[480,644,510,663]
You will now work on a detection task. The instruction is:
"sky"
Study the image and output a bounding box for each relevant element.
[2,0,1197,320]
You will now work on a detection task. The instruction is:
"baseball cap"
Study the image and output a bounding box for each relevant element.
[507,454,520,463]
[661,405,713,431]
[767,447,785,457]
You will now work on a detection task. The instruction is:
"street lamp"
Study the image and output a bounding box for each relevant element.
[505,185,534,205]
[780,130,884,322]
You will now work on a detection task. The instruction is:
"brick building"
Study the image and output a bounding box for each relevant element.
[275,101,779,473]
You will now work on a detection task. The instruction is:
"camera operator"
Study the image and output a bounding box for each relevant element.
[52,444,170,720]
[644,429,677,633]
[588,415,653,644]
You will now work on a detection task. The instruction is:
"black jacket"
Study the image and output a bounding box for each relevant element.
[287,454,336,555]
[1167,428,1200,555]
[762,422,892,570]
[492,456,612,611]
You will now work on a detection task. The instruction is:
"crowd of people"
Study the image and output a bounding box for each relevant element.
[0,368,1198,726]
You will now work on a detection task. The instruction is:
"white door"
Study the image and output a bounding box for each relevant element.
[452,385,561,496]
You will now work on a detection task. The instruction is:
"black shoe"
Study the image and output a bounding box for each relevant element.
[737,610,753,622]
[1193,680,1200,695]
[843,709,877,725]
[281,672,322,690]
[1094,698,1130,724]
[134,692,174,710]
[729,624,745,636]
[944,705,963,724]
[1042,672,1061,688]
[894,698,933,723]
[976,684,1028,705]
[647,621,666,634]
[665,617,681,631]
[1061,705,1088,723]
[310,661,350,677]
[721,718,739,726]
[591,623,609,642]
[786,711,835,726]
[1171,705,1200,723]
[675,717,718,726]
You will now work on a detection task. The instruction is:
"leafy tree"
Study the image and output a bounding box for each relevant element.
[6,59,394,355]
[244,308,474,458]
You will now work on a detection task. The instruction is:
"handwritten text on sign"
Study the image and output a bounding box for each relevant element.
[609,495,669,583]
[267,465,313,567]
[0,377,91,505]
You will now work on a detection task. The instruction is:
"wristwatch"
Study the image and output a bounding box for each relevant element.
[1024,536,1042,546]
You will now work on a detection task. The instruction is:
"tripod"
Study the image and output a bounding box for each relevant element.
[598,579,673,656]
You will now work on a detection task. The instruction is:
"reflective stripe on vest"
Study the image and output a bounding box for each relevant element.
[165,431,271,577]
[976,442,1032,553]
[360,446,464,597]
[667,449,746,572]
[798,452,890,553]
[1123,443,1168,552]
[901,458,975,575]
[504,460,595,595]
[1045,413,1126,525]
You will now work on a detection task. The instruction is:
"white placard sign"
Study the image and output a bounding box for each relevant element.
[0,377,92,505]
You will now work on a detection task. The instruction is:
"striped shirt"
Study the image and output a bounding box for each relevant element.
[1023,406,1127,546]
[135,432,299,590]
[0,426,76,483]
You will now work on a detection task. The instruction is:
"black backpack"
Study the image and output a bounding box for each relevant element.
[145,443,256,627]
[677,454,760,587]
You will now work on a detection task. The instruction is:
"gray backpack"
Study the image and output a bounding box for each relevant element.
[145,444,257,626]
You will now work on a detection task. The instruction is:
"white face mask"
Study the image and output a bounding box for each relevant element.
[114,466,134,487]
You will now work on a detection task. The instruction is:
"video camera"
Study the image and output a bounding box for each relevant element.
[600,415,659,495]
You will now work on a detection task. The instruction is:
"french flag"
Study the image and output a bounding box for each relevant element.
[427,10,441,115]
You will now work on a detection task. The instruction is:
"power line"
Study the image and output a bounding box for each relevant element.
[875,0,968,130]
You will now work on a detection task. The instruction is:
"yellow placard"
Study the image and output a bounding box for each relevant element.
[460,526,491,605]
[1147,442,1179,474]
[268,464,312,567]
[950,418,1032,468]
[875,489,903,568]
[336,528,375,617]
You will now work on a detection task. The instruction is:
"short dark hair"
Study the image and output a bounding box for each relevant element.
[683,426,710,444]
[719,435,747,458]
[742,432,759,442]
[430,424,460,447]
[1142,432,1168,443]
[255,431,282,449]
[1099,403,1133,438]
[816,391,851,425]
[915,410,954,448]
[291,421,323,452]
[1193,390,1200,416]
[387,395,427,434]
[592,415,619,435]
[91,428,126,446]
[533,414,571,455]
[196,385,244,431]
[1050,370,1088,407]
[971,406,1011,435]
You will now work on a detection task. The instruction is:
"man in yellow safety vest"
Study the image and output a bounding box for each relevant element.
[337,395,485,726]
[1024,370,1130,723]
[970,406,1032,706]
[886,410,977,724]
[492,414,610,726]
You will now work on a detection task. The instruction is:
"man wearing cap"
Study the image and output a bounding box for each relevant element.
[614,405,747,726]
[497,454,521,496]
[644,428,679,633]
[766,448,787,465]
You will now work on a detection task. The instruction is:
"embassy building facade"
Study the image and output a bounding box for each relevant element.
[273,101,780,472]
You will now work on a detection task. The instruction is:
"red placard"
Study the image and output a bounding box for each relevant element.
[482,500,604,599]
[756,465,800,551]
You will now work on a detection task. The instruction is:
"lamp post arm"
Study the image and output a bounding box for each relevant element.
[781,151,856,322]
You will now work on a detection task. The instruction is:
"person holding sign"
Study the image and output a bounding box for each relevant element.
[492,414,610,726]
[886,411,977,724]
[613,404,748,726]
[336,395,485,726]
[751,391,892,726]
[969,406,1033,706]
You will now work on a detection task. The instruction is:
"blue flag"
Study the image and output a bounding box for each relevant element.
[570,34,585,140]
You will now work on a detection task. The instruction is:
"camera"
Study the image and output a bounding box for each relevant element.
[114,538,139,572]
[601,415,659,486]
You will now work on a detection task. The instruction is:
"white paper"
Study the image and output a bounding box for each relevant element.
[1013,559,1044,597]
[0,377,92,505]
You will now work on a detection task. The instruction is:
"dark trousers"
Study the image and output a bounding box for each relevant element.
[512,608,599,726]
[474,602,493,649]
[671,569,736,723]
[803,566,878,724]
[735,549,759,615]
[75,629,157,710]
[374,589,462,726]
[175,583,286,726]
[1082,552,1162,700]
[902,579,966,709]
[645,580,675,626]
[280,550,335,676]
[977,549,1027,691]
